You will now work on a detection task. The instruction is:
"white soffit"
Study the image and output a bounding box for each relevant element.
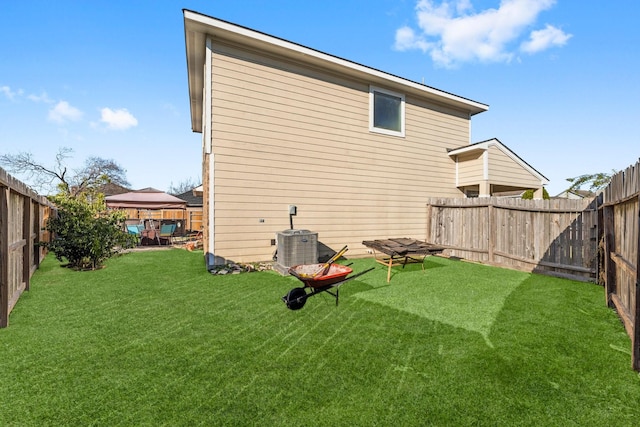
[183,9,489,132]
[449,139,549,184]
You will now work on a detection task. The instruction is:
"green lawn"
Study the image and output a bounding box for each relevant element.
[1,249,639,426]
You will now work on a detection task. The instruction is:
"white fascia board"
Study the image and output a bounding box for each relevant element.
[448,138,549,185]
[447,141,490,156]
[183,9,489,132]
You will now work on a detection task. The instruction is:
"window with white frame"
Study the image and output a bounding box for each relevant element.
[369,86,405,137]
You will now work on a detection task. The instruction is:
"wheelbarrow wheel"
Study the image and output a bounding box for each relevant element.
[283,287,308,310]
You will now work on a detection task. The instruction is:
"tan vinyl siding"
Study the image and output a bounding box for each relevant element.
[208,41,470,262]
[456,151,484,186]
[487,146,541,188]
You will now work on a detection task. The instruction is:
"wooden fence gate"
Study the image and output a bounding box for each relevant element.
[426,197,599,282]
[600,159,640,370]
[0,168,53,328]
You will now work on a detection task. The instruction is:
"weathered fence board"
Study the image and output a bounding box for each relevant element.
[425,197,598,282]
[601,159,640,370]
[0,167,52,328]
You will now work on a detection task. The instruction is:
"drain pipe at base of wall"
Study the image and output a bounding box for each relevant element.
[204,36,221,270]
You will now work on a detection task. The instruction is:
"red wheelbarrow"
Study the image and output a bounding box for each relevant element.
[281,246,373,310]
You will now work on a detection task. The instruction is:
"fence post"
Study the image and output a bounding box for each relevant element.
[488,199,495,263]
[23,197,32,291]
[34,203,41,269]
[426,202,432,243]
[633,195,640,370]
[603,205,616,307]
[0,185,9,328]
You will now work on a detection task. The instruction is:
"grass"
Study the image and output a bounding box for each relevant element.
[1,249,639,426]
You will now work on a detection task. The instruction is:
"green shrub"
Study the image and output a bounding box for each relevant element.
[521,188,550,200]
[43,193,136,270]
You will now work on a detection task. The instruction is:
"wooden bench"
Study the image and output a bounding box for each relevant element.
[362,238,445,282]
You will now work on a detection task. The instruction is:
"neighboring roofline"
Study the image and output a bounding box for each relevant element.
[554,189,595,198]
[183,9,489,133]
[448,138,549,184]
[176,188,204,207]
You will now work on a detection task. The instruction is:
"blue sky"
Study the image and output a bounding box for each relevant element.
[1,0,638,195]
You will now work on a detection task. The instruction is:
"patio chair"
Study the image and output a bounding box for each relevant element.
[126,225,143,245]
[159,224,176,245]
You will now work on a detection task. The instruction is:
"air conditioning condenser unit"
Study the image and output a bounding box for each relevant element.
[274,229,318,275]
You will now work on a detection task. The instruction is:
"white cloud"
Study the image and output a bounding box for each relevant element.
[99,107,138,130]
[520,24,572,53]
[1,85,22,100]
[2,86,55,104]
[27,91,54,104]
[395,0,571,67]
[395,26,433,52]
[48,101,83,123]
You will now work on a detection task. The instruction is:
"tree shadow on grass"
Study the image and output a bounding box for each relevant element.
[353,256,529,347]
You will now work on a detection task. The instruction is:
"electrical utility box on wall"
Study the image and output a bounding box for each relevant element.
[274,229,318,275]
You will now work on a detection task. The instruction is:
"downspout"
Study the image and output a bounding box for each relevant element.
[454,155,459,187]
[480,149,490,197]
[483,149,488,181]
[204,36,216,269]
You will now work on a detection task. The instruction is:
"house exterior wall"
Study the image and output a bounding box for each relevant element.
[456,151,484,186]
[207,41,471,262]
[487,145,542,188]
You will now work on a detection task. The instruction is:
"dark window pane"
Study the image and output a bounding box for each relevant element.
[373,91,401,132]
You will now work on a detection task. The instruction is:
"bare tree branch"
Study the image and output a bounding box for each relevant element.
[168,177,202,195]
[0,147,130,197]
[0,148,73,193]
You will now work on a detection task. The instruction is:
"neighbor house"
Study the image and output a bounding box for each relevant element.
[448,138,548,198]
[105,188,188,233]
[554,189,595,199]
[183,10,548,268]
[175,186,204,232]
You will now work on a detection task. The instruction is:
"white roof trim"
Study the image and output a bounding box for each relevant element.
[183,9,488,132]
[449,138,549,184]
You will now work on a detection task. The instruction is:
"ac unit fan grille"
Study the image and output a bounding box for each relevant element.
[276,230,318,268]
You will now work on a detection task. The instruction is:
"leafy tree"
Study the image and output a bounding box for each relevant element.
[0,147,135,270]
[43,192,136,270]
[0,147,129,196]
[565,171,615,193]
[521,188,550,200]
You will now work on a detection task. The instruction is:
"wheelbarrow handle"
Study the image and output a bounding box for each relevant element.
[326,245,348,265]
[320,245,349,274]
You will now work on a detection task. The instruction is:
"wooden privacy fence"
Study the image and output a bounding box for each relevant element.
[0,168,53,328]
[426,197,599,282]
[601,159,640,370]
[119,208,203,233]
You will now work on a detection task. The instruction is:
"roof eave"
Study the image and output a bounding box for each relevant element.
[447,141,490,156]
[448,138,549,185]
[183,9,489,133]
[184,12,207,132]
